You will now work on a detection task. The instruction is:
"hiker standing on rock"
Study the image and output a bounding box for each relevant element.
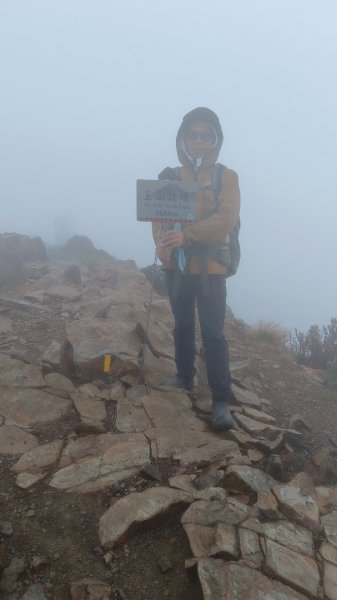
[153,107,241,431]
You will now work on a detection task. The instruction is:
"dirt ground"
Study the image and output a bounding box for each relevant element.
[1,311,337,599]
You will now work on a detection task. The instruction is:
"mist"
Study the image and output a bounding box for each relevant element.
[1,0,336,332]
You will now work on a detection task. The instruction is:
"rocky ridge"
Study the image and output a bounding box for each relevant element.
[1,234,337,599]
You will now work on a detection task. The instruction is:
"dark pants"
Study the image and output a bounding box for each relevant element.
[166,272,231,402]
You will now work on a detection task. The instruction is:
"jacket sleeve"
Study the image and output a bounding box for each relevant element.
[182,168,240,246]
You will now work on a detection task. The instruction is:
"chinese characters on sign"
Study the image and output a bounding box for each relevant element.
[137,180,197,223]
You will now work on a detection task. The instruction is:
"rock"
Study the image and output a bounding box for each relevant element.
[197,559,310,599]
[222,429,256,448]
[0,247,24,285]
[183,521,239,559]
[42,340,63,370]
[22,583,47,600]
[241,518,315,556]
[323,560,337,600]
[44,372,75,392]
[0,556,25,593]
[99,487,193,548]
[70,579,111,600]
[273,472,320,533]
[78,383,105,398]
[50,433,150,492]
[0,354,45,387]
[231,384,262,408]
[225,465,277,494]
[254,490,279,520]
[247,449,264,462]
[316,486,337,514]
[255,432,285,454]
[16,472,47,489]
[115,398,151,433]
[45,285,81,302]
[170,476,227,503]
[158,556,173,573]
[12,440,63,473]
[319,542,337,566]
[0,424,39,455]
[74,420,106,435]
[233,412,275,435]
[321,511,337,548]
[141,392,205,431]
[239,528,263,568]
[70,391,106,423]
[65,317,140,382]
[108,381,125,401]
[242,406,276,424]
[181,497,257,528]
[289,413,311,432]
[64,265,82,286]
[193,468,224,490]
[141,463,163,482]
[0,388,71,427]
[265,538,321,597]
[148,427,241,466]
[0,521,13,536]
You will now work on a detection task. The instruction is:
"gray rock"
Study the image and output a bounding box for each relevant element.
[265,537,321,596]
[0,388,71,427]
[99,487,193,548]
[273,472,320,533]
[324,560,337,600]
[0,424,39,455]
[12,440,63,473]
[184,521,239,559]
[0,354,45,388]
[239,528,263,568]
[149,427,241,466]
[225,465,277,494]
[197,559,310,599]
[50,433,150,492]
[70,391,106,423]
[44,372,75,392]
[322,511,337,548]
[231,384,261,408]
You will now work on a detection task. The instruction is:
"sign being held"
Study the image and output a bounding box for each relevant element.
[137,180,197,223]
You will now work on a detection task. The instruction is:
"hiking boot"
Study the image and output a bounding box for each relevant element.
[159,375,195,393]
[211,402,235,432]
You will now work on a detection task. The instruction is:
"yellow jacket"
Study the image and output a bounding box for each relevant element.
[153,108,240,275]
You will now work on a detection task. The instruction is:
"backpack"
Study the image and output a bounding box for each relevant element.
[211,163,241,277]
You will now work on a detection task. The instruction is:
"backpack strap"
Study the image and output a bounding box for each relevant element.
[212,163,226,203]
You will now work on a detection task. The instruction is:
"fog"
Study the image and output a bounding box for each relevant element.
[1,0,336,332]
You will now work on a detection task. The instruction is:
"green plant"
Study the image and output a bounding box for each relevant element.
[287,318,337,369]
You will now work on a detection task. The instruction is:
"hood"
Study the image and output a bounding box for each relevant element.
[176,107,223,170]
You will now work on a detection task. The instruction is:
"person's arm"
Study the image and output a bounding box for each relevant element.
[183,168,240,245]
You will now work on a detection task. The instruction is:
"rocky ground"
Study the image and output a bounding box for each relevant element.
[1,233,337,600]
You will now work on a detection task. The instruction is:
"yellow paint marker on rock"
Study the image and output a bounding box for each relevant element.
[103,354,111,373]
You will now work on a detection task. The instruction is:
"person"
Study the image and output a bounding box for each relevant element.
[153,107,240,431]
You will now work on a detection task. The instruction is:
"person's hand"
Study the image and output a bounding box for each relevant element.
[156,239,172,262]
[156,230,184,262]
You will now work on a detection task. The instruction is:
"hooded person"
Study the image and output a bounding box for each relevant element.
[153,107,240,431]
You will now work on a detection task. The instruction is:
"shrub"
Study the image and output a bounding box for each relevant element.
[248,320,288,347]
[287,318,337,369]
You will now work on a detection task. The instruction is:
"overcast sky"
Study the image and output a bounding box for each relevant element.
[1,0,336,332]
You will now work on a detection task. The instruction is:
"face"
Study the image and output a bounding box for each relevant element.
[185,121,215,159]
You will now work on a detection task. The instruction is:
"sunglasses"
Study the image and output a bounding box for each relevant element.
[186,130,215,142]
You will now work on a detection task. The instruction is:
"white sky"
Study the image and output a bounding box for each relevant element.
[1,0,336,331]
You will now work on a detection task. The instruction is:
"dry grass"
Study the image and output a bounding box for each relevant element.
[247,320,289,348]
